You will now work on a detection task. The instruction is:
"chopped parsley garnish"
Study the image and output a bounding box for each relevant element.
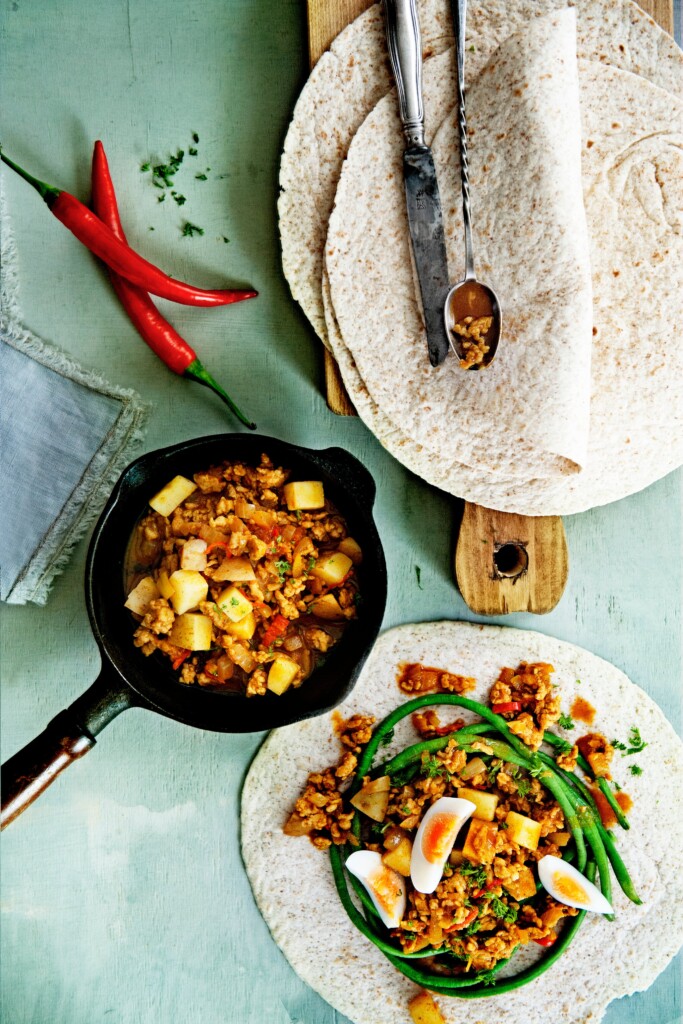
[486,761,502,786]
[516,777,532,798]
[552,737,574,755]
[195,172,208,181]
[182,221,205,238]
[230,597,240,606]
[140,161,150,172]
[489,896,518,924]
[275,559,291,579]
[192,132,199,143]
[463,915,483,936]
[613,726,648,757]
[557,712,575,730]
[157,194,165,203]
[370,821,390,837]
[629,764,643,776]
[610,779,622,792]
[421,757,447,779]
[188,147,198,156]
[222,235,230,243]
[390,764,418,786]
[459,862,487,887]
[307,556,316,571]
[400,805,412,815]
[171,191,187,206]
[415,565,423,590]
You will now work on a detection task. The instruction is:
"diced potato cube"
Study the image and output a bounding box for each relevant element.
[505,811,542,851]
[216,585,252,623]
[169,569,209,614]
[149,475,197,517]
[310,551,352,586]
[408,991,446,1024]
[457,787,499,822]
[503,864,537,901]
[449,848,467,866]
[267,656,300,695]
[309,593,344,620]
[169,613,213,651]
[157,570,175,600]
[462,818,499,865]
[180,538,208,571]
[124,576,160,615]
[338,536,363,564]
[224,611,256,641]
[212,555,256,583]
[350,775,390,822]
[382,836,413,877]
[283,481,325,510]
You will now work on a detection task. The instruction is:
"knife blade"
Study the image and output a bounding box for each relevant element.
[384,0,450,366]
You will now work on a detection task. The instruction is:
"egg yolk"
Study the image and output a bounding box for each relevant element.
[370,867,402,914]
[422,813,460,863]
[552,872,587,903]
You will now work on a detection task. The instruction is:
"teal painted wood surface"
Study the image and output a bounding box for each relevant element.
[0,2,680,1022]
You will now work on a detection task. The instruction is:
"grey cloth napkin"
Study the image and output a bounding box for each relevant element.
[0,176,147,605]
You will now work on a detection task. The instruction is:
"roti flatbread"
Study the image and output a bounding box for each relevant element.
[278,0,682,348]
[324,38,683,514]
[242,620,683,1024]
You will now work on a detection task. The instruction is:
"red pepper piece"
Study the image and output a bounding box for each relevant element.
[534,934,557,947]
[90,142,255,429]
[491,701,523,714]
[1,150,258,307]
[444,908,478,933]
[261,613,289,649]
[172,650,190,671]
[205,541,232,556]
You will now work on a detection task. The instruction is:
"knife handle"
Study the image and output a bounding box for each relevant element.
[383,0,426,147]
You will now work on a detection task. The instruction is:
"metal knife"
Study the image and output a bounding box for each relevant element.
[384,0,450,367]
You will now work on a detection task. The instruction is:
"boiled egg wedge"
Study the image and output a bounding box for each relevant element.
[538,855,613,914]
[410,797,476,894]
[345,851,406,929]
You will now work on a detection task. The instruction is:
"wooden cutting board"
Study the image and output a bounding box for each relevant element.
[306,0,672,616]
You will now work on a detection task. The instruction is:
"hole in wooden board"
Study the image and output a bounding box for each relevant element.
[493,543,528,579]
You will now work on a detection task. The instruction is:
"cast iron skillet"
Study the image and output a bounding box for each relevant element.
[1,434,387,829]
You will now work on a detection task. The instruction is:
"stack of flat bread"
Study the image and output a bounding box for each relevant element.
[279,0,683,515]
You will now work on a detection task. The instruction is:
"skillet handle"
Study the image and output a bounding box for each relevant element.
[1,663,134,830]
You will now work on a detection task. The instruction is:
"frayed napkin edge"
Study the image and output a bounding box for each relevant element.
[1,314,150,605]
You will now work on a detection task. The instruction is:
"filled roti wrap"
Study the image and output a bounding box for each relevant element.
[242,621,683,1024]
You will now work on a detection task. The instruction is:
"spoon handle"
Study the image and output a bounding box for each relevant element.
[383,0,426,148]
[450,0,475,279]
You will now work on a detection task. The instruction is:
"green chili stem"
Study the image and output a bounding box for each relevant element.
[1,151,60,204]
[185,358,256,430]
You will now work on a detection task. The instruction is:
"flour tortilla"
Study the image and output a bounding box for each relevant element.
[324,45,683,515]
[242,621,683,1024]
[328,11,593,481]
[279,0,682,347]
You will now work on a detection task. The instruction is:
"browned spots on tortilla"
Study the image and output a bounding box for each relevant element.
[586,140,594,148]
[612,122,622,129]
[592,327,598,336]
[613,270,620,277]
[571,696,596,725]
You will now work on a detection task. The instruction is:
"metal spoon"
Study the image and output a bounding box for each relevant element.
[444,0,501,370]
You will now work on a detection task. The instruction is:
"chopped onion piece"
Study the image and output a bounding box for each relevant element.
[460,757,487,781]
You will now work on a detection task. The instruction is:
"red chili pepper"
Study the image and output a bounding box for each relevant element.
[491,701,522,714]
[261,613,289,649]
[90,142,255,429]
[172,649,190,671]
[1,150,258,307]
[534,934,557,947]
